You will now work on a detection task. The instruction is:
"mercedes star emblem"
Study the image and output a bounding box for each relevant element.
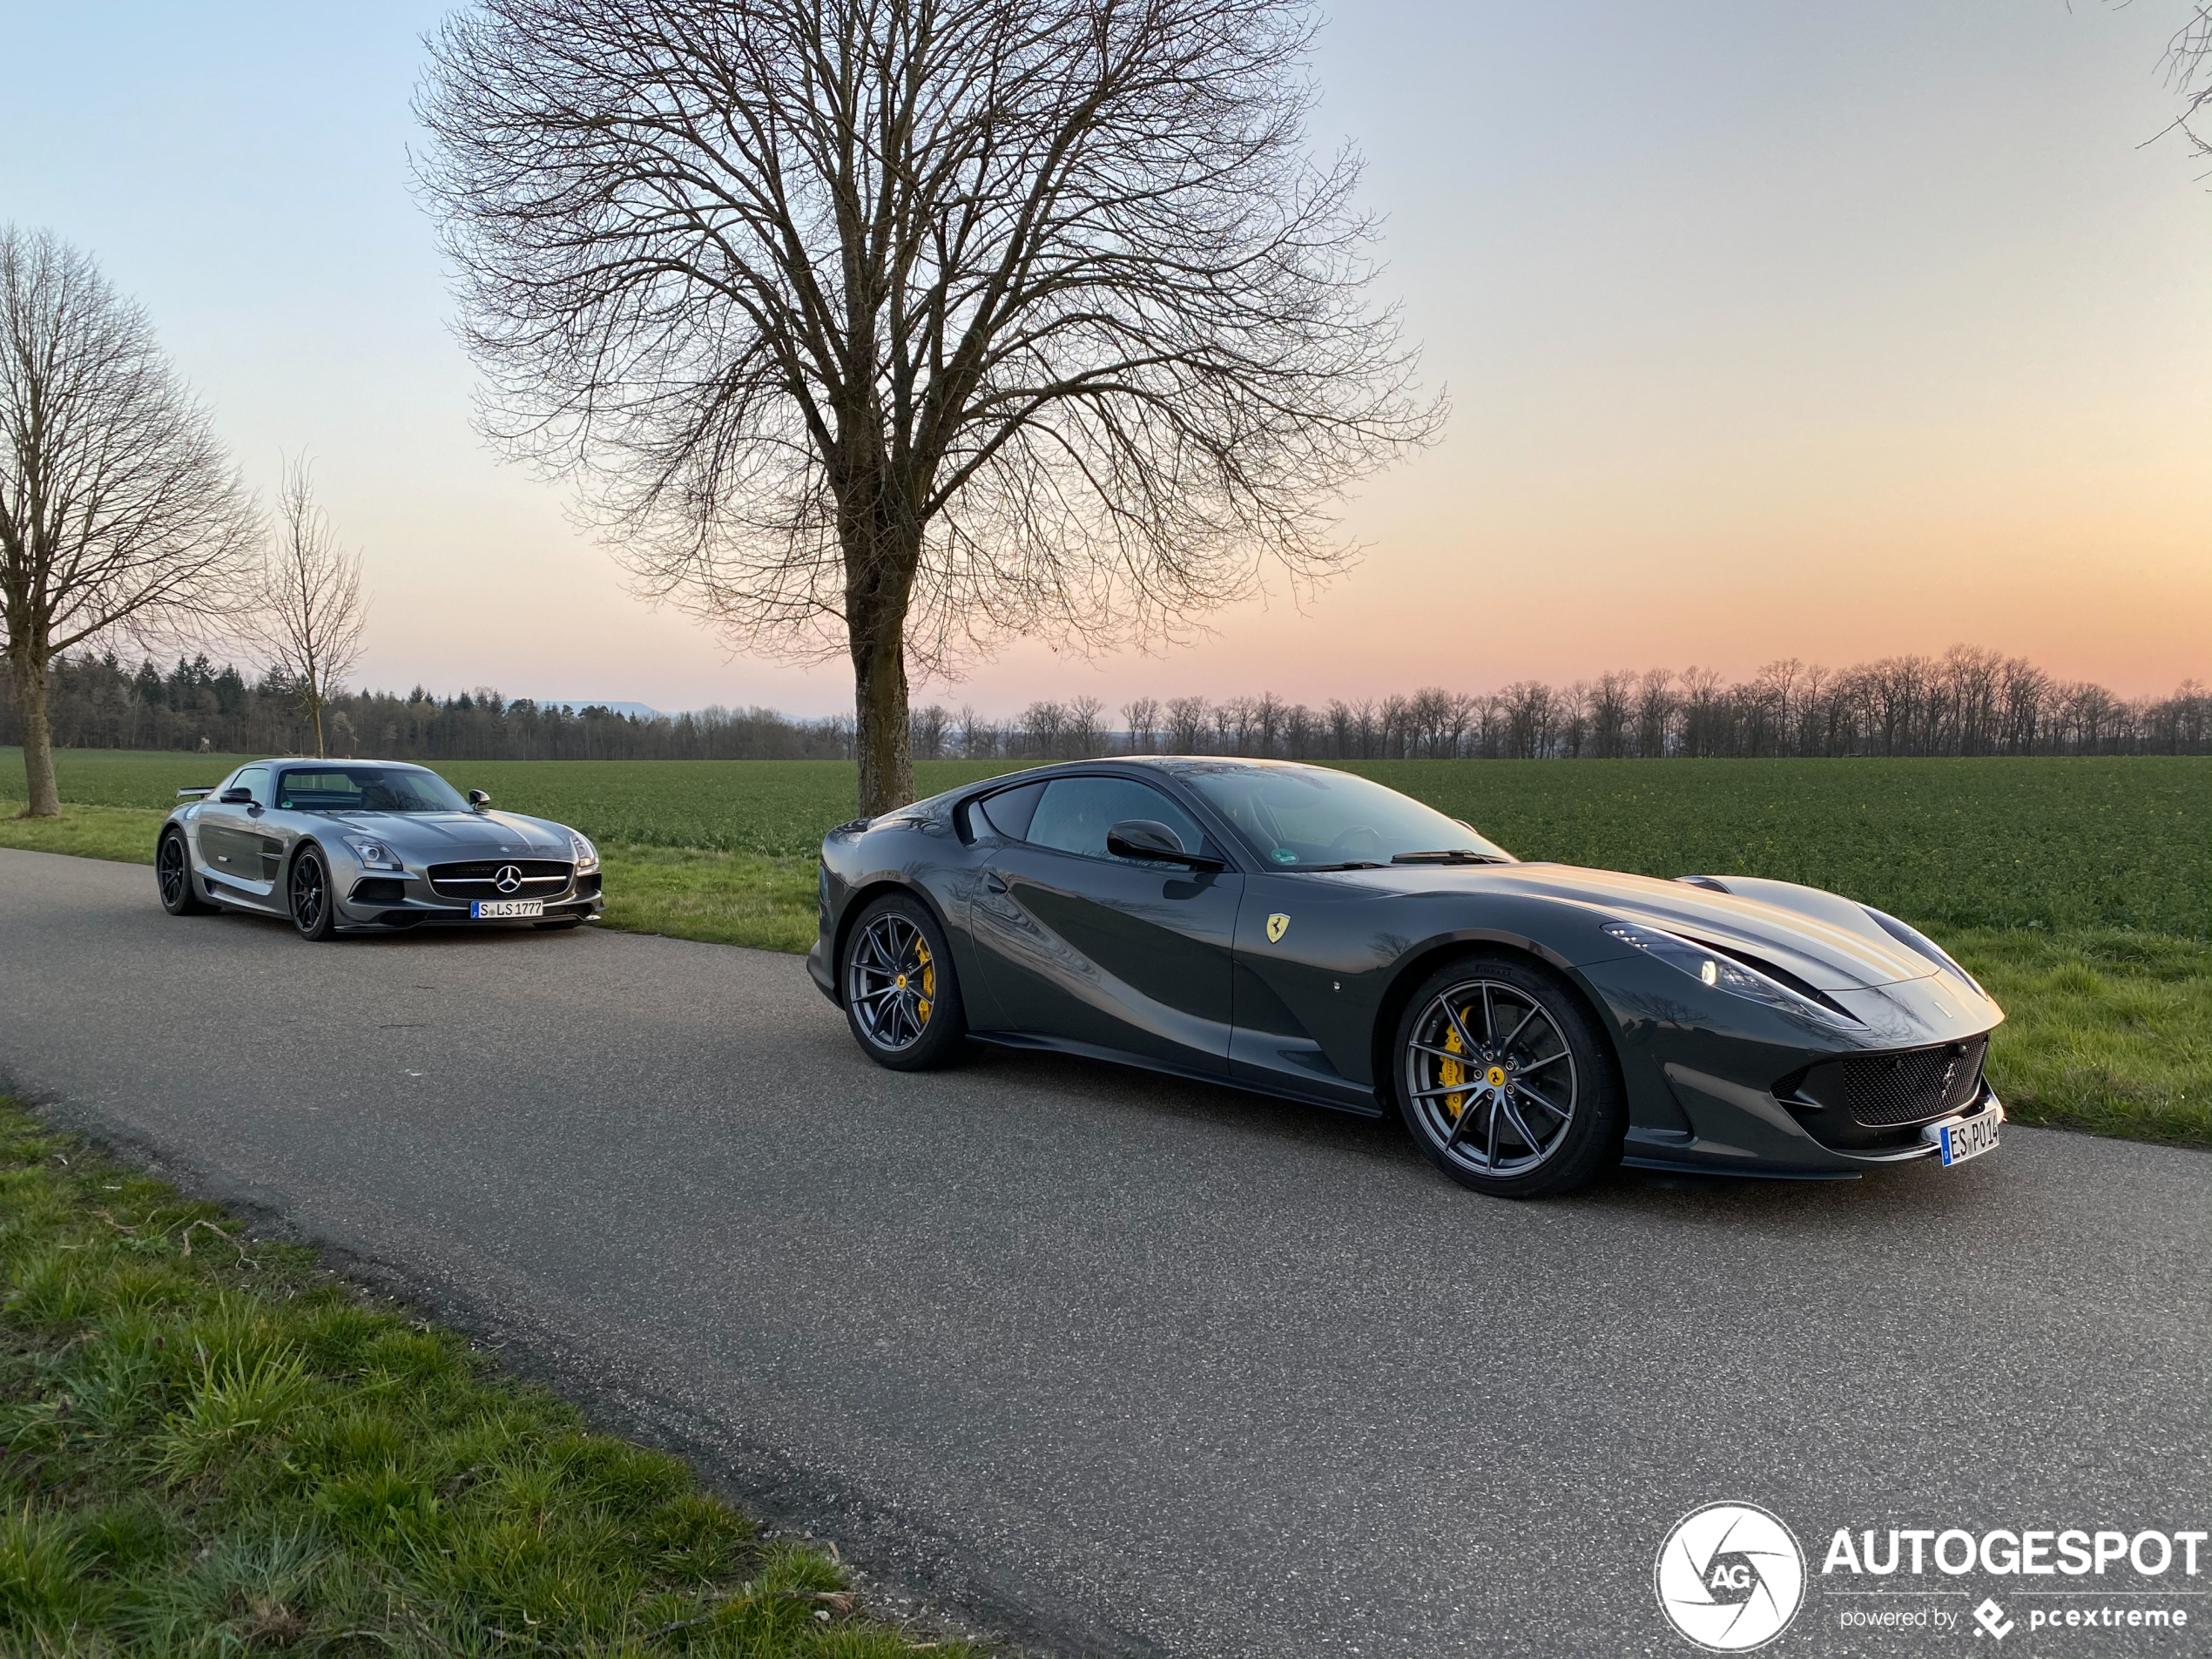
[493,865,524,894]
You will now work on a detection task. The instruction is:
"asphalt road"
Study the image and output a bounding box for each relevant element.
[4,846,2209,1657]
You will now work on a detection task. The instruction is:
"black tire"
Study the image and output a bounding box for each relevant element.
[156,829,216,916]
[288,845,339,941]
[1390,952,1622,1198]
[840,892,968,1071]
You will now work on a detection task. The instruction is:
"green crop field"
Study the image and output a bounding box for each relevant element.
[11,748,2209,934]
[4,746,2209,1147]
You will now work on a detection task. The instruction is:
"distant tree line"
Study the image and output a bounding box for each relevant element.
[929,648,2212,760]
[4,644,2208,765]
[0,652,853,762]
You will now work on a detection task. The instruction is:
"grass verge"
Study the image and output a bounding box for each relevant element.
[0,1099,969,1657]
[0,802,161,865]
[598,847,820,954]
[1952,929,2212,1148]
[4,798,2207,1149]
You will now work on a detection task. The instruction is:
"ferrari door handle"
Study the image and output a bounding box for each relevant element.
[984,871,1009,894]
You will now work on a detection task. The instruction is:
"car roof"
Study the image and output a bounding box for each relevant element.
[972,755,1312,781]
[240,758,435,772]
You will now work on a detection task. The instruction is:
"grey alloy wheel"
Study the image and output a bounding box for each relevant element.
[1402,975,1580,1178]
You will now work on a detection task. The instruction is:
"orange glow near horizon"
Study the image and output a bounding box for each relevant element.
[3,1,2207,717]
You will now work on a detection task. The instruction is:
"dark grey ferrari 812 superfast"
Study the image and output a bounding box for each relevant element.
[809,758,2004,1197]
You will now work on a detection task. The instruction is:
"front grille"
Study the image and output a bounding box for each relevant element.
[427,859,572,901]
[1799,1037,1987,1127]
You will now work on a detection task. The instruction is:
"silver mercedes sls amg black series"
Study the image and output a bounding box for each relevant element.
[808,758,2006,1197]
[156,759,603,941]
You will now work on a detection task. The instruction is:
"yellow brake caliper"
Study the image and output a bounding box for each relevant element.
[914,940,934,1028]
[1440,1015,1466,1118]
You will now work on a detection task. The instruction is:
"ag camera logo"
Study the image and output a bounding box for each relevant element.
[1656,1501,1806,1651]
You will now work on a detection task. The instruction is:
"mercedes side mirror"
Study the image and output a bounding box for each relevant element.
[1106,819,1223,869]
[219,786,254,805]
[469,789,491,812]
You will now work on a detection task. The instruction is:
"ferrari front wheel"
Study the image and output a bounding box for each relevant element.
[1393,954,1622,1198]
[841,893,967,1070]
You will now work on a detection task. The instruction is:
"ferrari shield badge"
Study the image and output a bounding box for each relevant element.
[1266,913,1291,943]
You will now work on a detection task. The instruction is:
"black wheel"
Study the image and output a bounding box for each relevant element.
[840,893,967,1070]
[1391,953,1622,1198]
[156,829,216,915]
[289,846,339,941]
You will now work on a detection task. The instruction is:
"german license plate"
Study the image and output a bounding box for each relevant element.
[470,900,544,919]
[1924,1109,2000,1167]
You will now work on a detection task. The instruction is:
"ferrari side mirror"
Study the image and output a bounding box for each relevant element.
[1107,819,1223,869]
[469,789,491,812]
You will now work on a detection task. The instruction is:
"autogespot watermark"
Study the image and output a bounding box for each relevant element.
[1656,1510,2209,1648]
[1656,1503,1808,1651]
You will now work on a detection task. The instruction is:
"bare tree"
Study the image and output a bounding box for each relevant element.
[1019,699,1068,759]
[260,455,368,759]
[909,702,950,759]
[2161,8,2212,154]
[1120,696,1162,754]
[1166,696,1212,754]
[1067,694,1106,757]
[419,0,1441,814]
[0,228,257,815]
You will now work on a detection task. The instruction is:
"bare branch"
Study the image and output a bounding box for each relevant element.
[418,0,1442,810]
[0,226,260,815]
[259,455,369,759]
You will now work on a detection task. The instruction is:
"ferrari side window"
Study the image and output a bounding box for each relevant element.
[1026,778,1208,865]
[974,782,1045,840]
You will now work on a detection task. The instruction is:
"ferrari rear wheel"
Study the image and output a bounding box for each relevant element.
[289,846,339,941]
[842,894,966,1070]
[1393,954,1621,1198]
[156,829,216,915]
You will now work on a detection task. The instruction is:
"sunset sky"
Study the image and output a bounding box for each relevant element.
[4,1,2209,715]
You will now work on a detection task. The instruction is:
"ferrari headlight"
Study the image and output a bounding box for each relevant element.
[1602,921,1861,1028]
[347,839,404,872]
[570,831,599,873]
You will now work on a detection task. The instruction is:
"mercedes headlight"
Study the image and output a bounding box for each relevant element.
[347,840,404,872]
[570,831,599,873]
[1602,921,1861,1028]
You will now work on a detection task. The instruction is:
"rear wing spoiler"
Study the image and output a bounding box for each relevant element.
[176,786,215,799]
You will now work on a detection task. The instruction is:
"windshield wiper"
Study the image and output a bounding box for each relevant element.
[1298,860,1385,872]
[1390,849,1506,865]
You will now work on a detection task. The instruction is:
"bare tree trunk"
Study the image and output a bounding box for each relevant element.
[310,694,327,758]
[842,473,918,814]
[849,591,914,817]
[11,647,60,817]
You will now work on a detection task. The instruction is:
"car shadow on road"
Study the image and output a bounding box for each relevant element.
[199,907,594,948]
[946,1035,2013,1230]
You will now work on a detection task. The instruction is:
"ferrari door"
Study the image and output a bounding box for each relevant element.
[968,775,1243,1074]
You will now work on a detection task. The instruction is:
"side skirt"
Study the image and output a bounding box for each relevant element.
[968,1030,1386,1120]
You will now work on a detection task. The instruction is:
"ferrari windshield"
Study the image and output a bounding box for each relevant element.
[274,766,469,815]
[1180,765,1512,869]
